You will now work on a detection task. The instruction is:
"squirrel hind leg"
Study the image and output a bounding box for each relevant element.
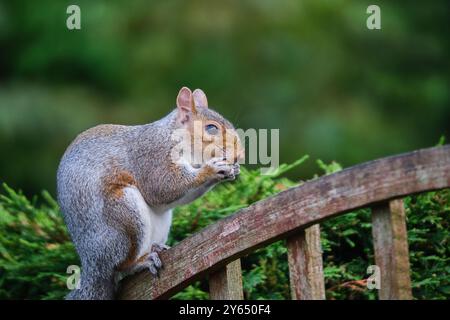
[69,224,135,300]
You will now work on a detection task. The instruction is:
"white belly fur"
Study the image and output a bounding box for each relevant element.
[123,187,173,259]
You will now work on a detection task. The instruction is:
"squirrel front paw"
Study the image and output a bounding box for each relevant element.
[204,157,239,181]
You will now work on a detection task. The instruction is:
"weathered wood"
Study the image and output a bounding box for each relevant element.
[287,224,325,300]
[209,259,244,300]
[118,146,450,300]
[372,199,413,300]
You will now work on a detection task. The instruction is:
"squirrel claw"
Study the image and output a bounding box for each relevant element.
[151,243,170,253]
[146,251,162,276]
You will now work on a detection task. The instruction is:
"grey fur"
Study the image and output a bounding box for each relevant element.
[57,107,240,300]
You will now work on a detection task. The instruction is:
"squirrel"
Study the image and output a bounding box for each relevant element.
[57,87,244,300]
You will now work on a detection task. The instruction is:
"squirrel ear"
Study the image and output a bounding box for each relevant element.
[193,89,208,108]
[176,87,196,116]
[177,87,197,123]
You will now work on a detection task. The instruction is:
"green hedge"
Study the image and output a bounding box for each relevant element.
[0,156,448,299]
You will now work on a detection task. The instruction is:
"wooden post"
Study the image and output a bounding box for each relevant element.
[371,199,413,300]
[209,259,244,300]
[287,224,325,300]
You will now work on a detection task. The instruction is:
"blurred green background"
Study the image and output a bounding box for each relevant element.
[0,0,449,196]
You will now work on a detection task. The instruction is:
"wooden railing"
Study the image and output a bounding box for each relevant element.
[118,145,450,300]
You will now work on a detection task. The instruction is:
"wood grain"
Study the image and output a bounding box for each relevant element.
[118,145,450,300]
[209,259,244,300]
[372,199,413,299]
[287,224,325,300]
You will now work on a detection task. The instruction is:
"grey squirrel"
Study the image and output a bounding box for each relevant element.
[57,87,244,300]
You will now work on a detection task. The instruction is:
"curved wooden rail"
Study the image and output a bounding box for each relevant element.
[118,145,450,299]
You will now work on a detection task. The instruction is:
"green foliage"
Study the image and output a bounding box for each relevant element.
[0,157,448,300]
[1,0,450,196]
[405,191,450,299]
[0,184,79,299]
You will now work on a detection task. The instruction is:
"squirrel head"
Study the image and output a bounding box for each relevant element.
[174,87,244,165]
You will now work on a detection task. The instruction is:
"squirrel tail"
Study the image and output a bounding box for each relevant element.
[66,270,116,300]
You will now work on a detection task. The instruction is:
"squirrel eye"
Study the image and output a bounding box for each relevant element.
[205,124,219,135]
